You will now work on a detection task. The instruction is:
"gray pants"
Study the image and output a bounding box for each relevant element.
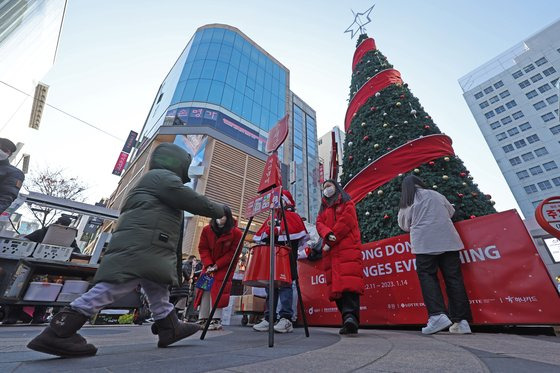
[71,279,174,320]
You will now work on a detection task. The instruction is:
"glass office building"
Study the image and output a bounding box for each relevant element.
[137,24,320,222]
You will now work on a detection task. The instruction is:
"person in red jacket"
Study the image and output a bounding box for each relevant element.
[316,179,364,335]
[196,206,243,330]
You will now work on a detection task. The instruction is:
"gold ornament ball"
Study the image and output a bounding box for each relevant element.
[377,190,384,195]
[368,191,373,196]
[374,143,380,149]
[365,211,371,216]
[361,122,366,127]
[444,157,450,162]
[383,123,388,128]
[396,102,402,107]
[414,168,420,173]
[462,182,467,186]
[433,185,438,189]
[389,135,394,139]
[442,175,449,180]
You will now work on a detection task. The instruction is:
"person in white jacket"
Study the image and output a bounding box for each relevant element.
[397,175,472,335]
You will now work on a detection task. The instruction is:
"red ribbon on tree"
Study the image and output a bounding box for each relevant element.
[343,134,455,203]
[345,69,403,131]
[352,38,377,71]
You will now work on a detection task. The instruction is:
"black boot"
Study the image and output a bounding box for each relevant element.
[27,307,98,357]
[153,311,201,348]
[339,316,358,336]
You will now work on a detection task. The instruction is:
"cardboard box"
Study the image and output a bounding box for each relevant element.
[239,294,265,312]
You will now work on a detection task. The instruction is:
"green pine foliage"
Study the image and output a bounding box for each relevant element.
[342,34,496,242]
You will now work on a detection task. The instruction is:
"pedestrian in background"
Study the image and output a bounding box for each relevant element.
[397,175,472,335]
[27,143,227,357]
[195,206,242,330]
[0,138,24,214]
[316,179,364,335]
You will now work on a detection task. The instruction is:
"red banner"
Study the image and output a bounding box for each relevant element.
[345,69,403,131]
[245,186,281,218]
[344,134,455,203]
[112,151,129,176]
[299,210,560,325]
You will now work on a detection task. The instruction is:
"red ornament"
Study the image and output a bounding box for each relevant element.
[470,215,476,219]
[424,115,429,119]
[370,106,377,111]
[485,194,492,199]
[424,125,431,129]
[363,135,370,141]
[383,214,390,220]
[457,193,464,198]
[349,155,354,161]
[428,161,435,166]
[460,172,466,177]
[348,130,353,134]
[400,94,405,99]
[387,147,392,151]
[471,192,478,197]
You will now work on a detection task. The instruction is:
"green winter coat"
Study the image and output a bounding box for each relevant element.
[93,143,225,286]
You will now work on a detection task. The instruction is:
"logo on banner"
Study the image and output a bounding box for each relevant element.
[535,197,560,238]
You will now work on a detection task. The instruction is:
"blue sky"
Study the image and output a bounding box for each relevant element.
[11,0,560,216]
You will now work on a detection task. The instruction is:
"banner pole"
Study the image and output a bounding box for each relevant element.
[268,204,276,348]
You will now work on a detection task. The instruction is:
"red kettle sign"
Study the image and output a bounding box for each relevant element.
[266,114,289,153]
[535,196,560,238]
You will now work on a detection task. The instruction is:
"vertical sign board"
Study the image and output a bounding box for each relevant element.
[266,114,289,154]
[112,131,138,176]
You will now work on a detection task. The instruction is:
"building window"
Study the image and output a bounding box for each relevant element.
[524,184,538,194]
[543,161,558,171]
[519,122,532,131]
[527,134,540,144]
[502,144,514,153]
[496,132,507,141]
[542,112,555,122]
[537,180,553,191]
[550,125,560,135]
[483,86,494,94]
[489,95,500,104]
[495,105,505,114]
[543,66,557,77]
[553,177,560,187]
[479,101,489,109]
[519,80,531,89]
[512,111,524,120]
[490,121,501,130]
[509,157,522,166]
[474,91,483,99]
[530,74,543,83]
[526,90,538,99]
[507,127,519,136]
[521,152,535,161]
[493,80,504,89]
[512,70,523,79]
[516,170,530,180]
[514,139,527,149]
[538,83,551,93]
[529,166,544,175]
[551,78,559,87]
[524,64,535,73]
[501,116,512,125]
[499,90,510,99]
[535,147,549,157]
[535,57,547,66]
[546,95,558,105]
[532,200,544,208]
[484,111,495,119]
[533,100,547,110]
[505,100,517,109]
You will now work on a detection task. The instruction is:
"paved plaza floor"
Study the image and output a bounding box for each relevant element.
[1,324,559,372]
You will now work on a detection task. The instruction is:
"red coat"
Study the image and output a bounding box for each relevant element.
[316,197,364,301]
[198,224,243,308]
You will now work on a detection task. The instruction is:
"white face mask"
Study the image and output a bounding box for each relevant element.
[0,149,9,161]
[323,186,336,198]
[216,217,227,227]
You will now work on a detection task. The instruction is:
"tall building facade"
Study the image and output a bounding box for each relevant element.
[460,20,560,222]
[318,126,345,183]
[109,24,319,257]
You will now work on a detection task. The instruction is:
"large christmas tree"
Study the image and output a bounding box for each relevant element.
[341,34,496,242]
